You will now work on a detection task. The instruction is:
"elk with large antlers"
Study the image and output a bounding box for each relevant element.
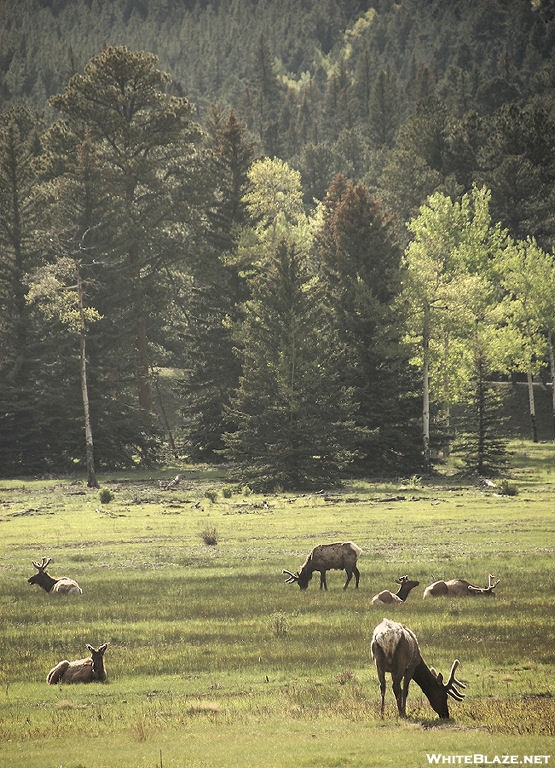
[423,573,499,598]
[371,575,420,605]
[283,542,362,590]
[28,557,83,595]
[371,618,466,719]
[47,643,108,684]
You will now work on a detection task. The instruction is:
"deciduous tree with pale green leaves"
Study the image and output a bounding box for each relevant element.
[493,237,555,442]
[402,186,509,470]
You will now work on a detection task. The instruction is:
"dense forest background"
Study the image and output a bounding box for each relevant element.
[1,0,554,487]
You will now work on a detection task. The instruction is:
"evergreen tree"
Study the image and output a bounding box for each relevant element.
[49,46,204,416]
[246,35,283,156]
[454,343,508,477]
[180,108,255,461]
[315,174,422,474]
[368,66,402,149]
[476,104,555,249]
[223,239,358,491]
[0,106,44,475]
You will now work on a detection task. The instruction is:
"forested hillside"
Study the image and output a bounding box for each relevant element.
[1,0,554,485]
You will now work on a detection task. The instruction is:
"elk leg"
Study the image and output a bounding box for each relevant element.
[392,676,405,717]
[375,662,387,717]
[401,674,412,717]
[319,571,327,590]
[353,565,360,588]
[343,569,352,589]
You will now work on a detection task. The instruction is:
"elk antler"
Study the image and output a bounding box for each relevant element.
[282,569,300,584]
[467,574,499,594]
[32,557,51,571]
[444,659,466,701]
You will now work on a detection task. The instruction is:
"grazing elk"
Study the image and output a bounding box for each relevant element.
[283,541,362,590]
[371,618,466,719]
[47,643,108,684]
[371,575,420,606]
[28,557,83,595]
[423,573,499,598]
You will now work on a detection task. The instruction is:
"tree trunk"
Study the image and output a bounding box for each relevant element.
[526,371,538,443]
[128,242,152,410]
[548,332,555,442]
[78,270,99,488]
[422,304,431,472]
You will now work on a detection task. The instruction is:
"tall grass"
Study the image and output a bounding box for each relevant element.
[0,442,553,766]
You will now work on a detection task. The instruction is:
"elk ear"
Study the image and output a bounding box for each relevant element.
[87,644,94,652]
[98,643,108,653]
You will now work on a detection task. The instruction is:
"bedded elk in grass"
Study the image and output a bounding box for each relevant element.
[371,575,420,605]
[423,573,499,598]
[371,619,466,719]
[28,557,83,595]
[283,542,362,590]
[47,643,108,684]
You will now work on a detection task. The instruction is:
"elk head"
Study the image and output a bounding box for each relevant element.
[87,643,108,682]
[467,573,499,595]
[282,568,311,590]
[28,557,55,591]
[426,659,467,718]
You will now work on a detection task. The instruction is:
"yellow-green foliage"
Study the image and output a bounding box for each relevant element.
[0,442,553,766]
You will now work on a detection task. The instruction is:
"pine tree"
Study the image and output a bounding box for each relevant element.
[180,108,255,461]
[224,239,358,491]
[49,46,204,414]
[454,344,508,477]
[247,35,283,156]
[0,106,44,475]
[315,175,422,474]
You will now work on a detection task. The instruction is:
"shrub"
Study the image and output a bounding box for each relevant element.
[200,526,218,546]
[204,489,218,503]
[499,479,518,496]
[99,488,114,504]
[268,611,289,636]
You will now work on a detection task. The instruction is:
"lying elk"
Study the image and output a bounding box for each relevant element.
[283,541,362,590]
[28,557,83,595]
[371,618,466,719]
[423,573,499,598]
[47,643,108,684]
[371,575,420,606]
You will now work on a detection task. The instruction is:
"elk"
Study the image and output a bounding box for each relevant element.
[371,618,466,719]
[47,643,108,684]
[28,557,83,595]
[283,541,362,590]
[371,575,420,605]
[423,573,499,598]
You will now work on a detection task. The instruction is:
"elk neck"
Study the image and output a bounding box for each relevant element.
[411,659,449,717]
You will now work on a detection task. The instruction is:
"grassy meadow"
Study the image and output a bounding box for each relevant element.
[0,440,553,768]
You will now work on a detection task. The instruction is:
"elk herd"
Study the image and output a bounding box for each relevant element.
[28,544,500,720]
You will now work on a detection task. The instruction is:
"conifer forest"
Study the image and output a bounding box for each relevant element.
[1,0,555,488]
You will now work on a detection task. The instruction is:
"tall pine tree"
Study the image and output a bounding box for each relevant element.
[180,108,255,460]
[224,239,358,491]
[315,174,422,474]
[0,106,44,475]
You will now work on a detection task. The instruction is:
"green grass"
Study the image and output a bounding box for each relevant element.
[0,442,554,767]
